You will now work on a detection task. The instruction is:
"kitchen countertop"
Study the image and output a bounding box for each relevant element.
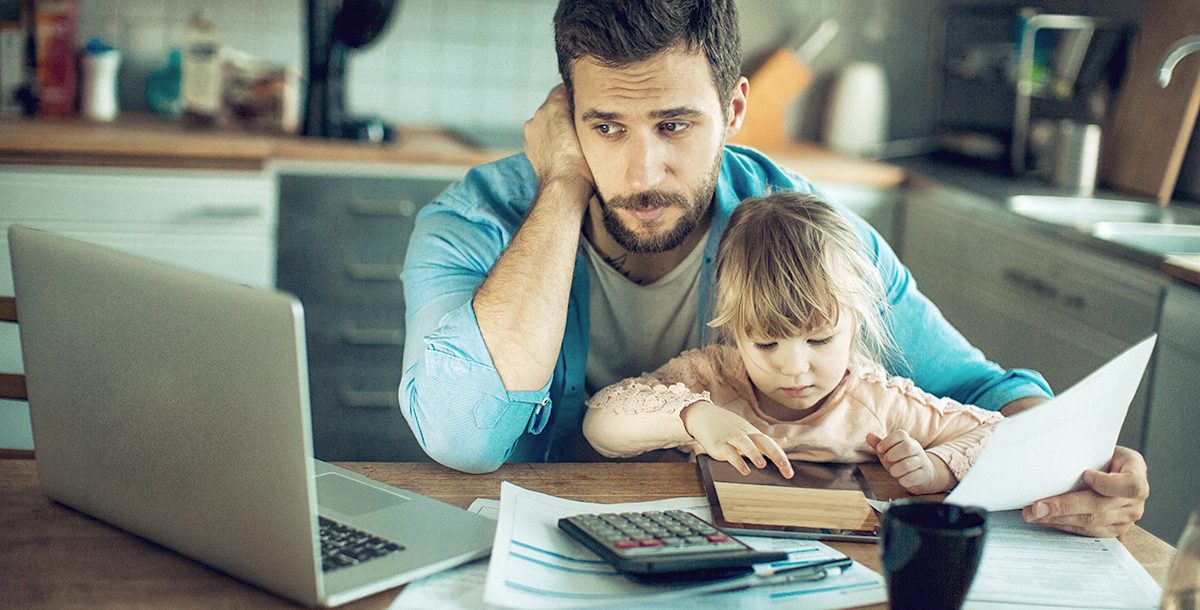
[0,114,907,188]
[0,114,503,171]
[1164,255,1200,285]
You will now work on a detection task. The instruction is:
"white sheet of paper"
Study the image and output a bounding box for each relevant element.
[946,336,1156,511]
[962,510,1161,609]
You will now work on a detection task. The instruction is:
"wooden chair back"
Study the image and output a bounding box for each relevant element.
[1,296,33,459]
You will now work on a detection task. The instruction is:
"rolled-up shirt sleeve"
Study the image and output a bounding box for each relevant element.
[399,185,550,474]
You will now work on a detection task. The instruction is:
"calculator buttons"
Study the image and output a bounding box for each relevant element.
[562,510,749,558]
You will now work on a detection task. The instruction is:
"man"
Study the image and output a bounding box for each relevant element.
[400,0,1148,538]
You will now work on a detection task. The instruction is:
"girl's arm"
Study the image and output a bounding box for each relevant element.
[864,372,1004,492]
[582,376,709,458]
[584,346,791,476]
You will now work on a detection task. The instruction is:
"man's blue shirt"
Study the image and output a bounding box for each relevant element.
[399,145,1051,473]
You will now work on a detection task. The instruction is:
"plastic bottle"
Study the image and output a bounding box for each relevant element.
[80,38,120,121]
[1163,506,1200,610]
[181,12,221,127]
[145,48,183,116]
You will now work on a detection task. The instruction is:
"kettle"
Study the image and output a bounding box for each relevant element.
[823,62,889,157]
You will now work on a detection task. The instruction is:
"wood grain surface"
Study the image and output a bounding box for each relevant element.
[1100,0,1200,204]
[0,459,1176,610]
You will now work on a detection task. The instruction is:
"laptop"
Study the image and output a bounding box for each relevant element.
[8,224,495,607]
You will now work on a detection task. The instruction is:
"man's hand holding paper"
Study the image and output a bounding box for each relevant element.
[946,336,1156,538]
[1021,445,1150,538]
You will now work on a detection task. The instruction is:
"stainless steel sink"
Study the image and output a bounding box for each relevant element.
[1092,222,1200,255]
[1007,195,1171,228]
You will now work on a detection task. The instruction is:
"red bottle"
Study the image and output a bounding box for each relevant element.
[34,0,77,117]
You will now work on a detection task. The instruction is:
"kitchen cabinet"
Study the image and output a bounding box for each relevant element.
[900,184,1165,451]
[1142,281,1200,544]
[0,164,277,451]
[276,164,466,462]
[816,182,903,248]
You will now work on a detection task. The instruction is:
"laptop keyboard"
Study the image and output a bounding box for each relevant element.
[319,516,405,572]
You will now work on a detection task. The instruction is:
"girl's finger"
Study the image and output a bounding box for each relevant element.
[728,435,767,470]
[889,454,926,479]
[711,445,751,476]
[882,439,921,464]
[898,469,931,491]
[873,430,909,455]
[865,432,882,450]
[752,433,794,478]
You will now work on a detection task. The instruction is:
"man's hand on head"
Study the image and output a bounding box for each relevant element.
[524,85,595,197]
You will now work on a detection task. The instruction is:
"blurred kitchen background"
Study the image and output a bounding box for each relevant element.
[3,0,1200,550]
[0,0,1152,155]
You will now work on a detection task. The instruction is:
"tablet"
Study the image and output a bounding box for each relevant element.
[696,454,881,542]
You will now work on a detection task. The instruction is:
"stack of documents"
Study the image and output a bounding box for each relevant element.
[963,511,1161,610]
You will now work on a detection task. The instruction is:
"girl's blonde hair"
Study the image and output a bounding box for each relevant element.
[708,190,897,367]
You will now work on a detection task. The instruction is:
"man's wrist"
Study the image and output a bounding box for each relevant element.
[1000,395,1050,417]
[538,174,593,205]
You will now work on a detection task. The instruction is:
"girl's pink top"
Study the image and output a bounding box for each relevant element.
[583,345,1003,481]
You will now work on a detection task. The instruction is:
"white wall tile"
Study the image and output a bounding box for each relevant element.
[73,0,570,131]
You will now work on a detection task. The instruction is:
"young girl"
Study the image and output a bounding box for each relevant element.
[583,191,1002,495]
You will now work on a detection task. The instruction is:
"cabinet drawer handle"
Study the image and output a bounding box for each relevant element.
[338,386,398,409]
[346,199,417,217]
[1002,268,1058,299]
[192,204,263,219]
[345,263,403,281]
[1062,295,1087,310]
[340,326,404,346]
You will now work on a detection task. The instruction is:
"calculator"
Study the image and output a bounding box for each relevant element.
[557,509,789,581]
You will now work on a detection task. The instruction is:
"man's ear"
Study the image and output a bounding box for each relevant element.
[725,77,750,137]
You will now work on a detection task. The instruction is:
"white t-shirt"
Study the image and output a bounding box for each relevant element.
[581,229,709,397]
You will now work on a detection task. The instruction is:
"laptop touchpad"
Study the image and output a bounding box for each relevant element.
[316,473,410,516]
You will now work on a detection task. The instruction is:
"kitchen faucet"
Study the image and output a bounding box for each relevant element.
[1158,35,1200,87]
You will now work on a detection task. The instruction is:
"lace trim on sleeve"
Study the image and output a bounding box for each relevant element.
[587,378,712,415]
[935,426,997,481]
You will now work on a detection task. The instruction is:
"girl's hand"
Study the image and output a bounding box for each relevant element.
[866,430,949,495]
[681,401,793,478]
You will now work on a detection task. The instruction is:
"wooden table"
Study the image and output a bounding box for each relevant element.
[0,459,1176,609]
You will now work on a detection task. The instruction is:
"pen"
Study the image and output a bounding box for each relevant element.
[700,556,854,595]
[754,556,853,584]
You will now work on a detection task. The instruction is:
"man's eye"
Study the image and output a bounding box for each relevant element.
[660,121,689,134]
[596,124,620,136]
[754,342,778,351]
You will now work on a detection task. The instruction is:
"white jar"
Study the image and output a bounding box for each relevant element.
[80,40,121,122]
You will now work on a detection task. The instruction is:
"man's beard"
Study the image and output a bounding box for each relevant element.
[599,150,722,254]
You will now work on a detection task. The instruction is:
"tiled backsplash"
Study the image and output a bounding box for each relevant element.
[75,0,562,132]
[348,0,561,132]
[66,1,1146,143]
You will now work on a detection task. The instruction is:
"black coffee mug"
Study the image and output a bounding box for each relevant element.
[880,499,988,610]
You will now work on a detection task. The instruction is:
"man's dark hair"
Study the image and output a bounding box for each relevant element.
[553,0,742,111]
